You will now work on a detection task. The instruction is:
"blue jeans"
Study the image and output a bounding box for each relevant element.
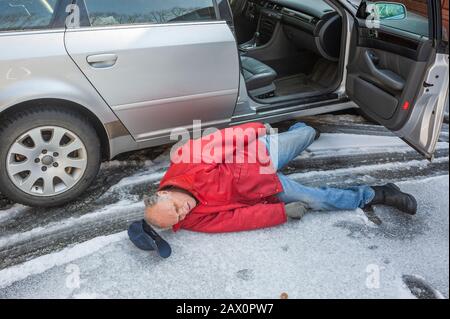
[260,122,375,211]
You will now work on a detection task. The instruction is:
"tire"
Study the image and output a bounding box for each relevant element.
[0,107,101,207]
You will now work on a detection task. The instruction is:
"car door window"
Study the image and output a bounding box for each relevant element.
[0,0,59,31]
[83,0,218,27]
[364,0,430,38]
[354,0,449,40]
[442,0,449,41]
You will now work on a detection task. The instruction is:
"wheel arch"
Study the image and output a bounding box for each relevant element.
[0,98,111,161]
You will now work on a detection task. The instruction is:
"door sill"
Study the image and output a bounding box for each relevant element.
[255,93,341,112]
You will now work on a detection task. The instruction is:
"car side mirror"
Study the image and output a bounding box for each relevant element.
[374,2,407,20]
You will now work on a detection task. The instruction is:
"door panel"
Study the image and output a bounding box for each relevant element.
[65,22,240,140]
[347,41,429,125]
[346,1,449,159]
[395,53,449,158]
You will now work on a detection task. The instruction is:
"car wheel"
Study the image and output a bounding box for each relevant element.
[0,107,101,207]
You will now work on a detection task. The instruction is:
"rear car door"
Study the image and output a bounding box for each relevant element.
[64,0,240,141]
[345,0,449,159]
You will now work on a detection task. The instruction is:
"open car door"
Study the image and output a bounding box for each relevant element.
[346,0,449,159]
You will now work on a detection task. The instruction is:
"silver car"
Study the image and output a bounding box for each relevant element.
[0,0,448,207]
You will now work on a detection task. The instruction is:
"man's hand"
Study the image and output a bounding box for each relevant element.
[285,202,309,220]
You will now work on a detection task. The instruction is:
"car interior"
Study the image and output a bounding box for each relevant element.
[230,0,344,103]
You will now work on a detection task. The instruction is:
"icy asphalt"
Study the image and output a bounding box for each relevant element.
[0,115,448,299]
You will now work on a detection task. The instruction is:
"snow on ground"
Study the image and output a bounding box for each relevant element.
[0,205,28,224]
[0,199,143,249]
[288,157,448,182]
[303,133,448,158]
[0,175,447,299]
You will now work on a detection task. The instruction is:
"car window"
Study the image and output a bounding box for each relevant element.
[357,0,430,38]
[83,0,217,27]
[355,0,449,41]
[0,0,59,32]
[442,0,449,41]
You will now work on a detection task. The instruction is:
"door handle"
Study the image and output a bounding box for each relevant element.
[86,54,118,68]
[363,51,405,91]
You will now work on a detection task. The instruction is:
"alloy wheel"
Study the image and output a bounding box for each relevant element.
[6,126,88,197]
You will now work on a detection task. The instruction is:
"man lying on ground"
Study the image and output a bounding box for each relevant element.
[141,122,417,233]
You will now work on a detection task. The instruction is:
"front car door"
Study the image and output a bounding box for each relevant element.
[344,0,449,159]
[64,0,240,142]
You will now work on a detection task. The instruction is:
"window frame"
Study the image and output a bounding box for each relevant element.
[76,0,222,29]
[216,0,234,26]
[355,0,433,40]
[430,0,448,53]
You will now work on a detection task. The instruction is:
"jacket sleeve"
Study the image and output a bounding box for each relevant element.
[177,203,287,233]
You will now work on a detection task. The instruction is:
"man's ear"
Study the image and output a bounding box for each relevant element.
[157,190,170,196]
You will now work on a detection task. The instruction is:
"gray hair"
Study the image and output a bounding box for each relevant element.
[143,193,160,207]
[143,192,171,208]
[143,193,171,231]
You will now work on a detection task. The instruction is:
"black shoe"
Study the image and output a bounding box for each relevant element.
[367,183,417,215]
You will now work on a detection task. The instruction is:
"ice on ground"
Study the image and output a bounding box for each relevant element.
[100,160,155,169]
[0,199,143,250]
[0,205,28,224]
[0,175,447,299]
[304,134,448,158]
[0,233,126,289]
[311,133,406,151]
[108,171,165,193]
[289,157,448,181]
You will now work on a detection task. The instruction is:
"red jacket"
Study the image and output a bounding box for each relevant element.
[159,122,287,233]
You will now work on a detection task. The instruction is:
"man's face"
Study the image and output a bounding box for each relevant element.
[145,190,197,229]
